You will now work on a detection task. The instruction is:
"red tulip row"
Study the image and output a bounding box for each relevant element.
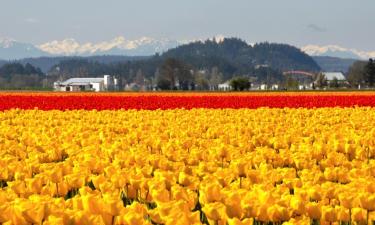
[1,94,375,110]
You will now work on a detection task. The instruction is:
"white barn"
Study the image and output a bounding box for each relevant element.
[322,72,346,82]
[54,75,118,92]
[218,81,231,91]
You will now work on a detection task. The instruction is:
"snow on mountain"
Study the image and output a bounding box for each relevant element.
[37,36,183,56]
[302,44,375,60]
[0,37,17,48]
[0,37,48,59]
[0,36,185,59]
[2,35,374,61]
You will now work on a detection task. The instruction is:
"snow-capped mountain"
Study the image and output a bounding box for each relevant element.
[0,36,185,60]
[37,37,184,56]
[0,38,49,59]
[1,36,374,60]
[302,44,375,60]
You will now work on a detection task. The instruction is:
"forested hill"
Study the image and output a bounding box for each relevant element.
[18,55,149,73]
[0,38,322,89]
[312,56,357,73]
[47,38,320,83]
[0,59,6,67]
[163,38,321,73]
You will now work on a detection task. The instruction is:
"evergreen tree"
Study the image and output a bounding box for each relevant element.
[365,58,375,87]
[230,77,251,91]
[315,73,327,88]
[347,61,367,87]
[329,77,339,88]
[158,58,192,90]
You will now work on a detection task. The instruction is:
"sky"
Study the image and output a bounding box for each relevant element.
[0,0,374,50]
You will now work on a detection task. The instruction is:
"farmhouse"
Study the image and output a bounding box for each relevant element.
[218,81,231,91]
[54,75,118,92]
[322,72,346,82]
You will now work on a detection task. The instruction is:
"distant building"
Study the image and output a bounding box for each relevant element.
[255,64,269,69]
[271,84,279,90]
[124,83,141,91]
[260,84,268,90]
[218,81,231,91]
[322,72,346,82]
[54,75,118,92]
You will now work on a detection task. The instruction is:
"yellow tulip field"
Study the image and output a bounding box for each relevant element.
[0,107,375,225]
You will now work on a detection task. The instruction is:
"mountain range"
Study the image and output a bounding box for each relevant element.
[0,37,182,60]
[1,36,374,60]
[302,45,375,60]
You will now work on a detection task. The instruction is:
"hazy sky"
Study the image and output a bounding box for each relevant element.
[1,0,374,50]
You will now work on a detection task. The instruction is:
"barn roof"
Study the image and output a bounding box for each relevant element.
[61,78,104,86]
[322,72,346,81]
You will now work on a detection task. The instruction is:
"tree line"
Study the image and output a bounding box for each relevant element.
[0,38,325,90]
[347,58,375,88]
[0,63,47,90]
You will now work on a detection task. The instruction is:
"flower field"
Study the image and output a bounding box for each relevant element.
[1,92,375,110]
[0,93,375,225]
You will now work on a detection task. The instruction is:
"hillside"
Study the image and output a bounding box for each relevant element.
[164,38,320,74]
[313,56,357,73]
[17,55,149,73]
[47,39,320,84]
[0,59,6,67]
[0,38,323,89]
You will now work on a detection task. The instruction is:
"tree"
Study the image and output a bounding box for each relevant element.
[315,73,327,88]
[134,69,145,90]
[329,77,339,88]
[347,61,367,87]
[230,77,251,91]
[158,58,193,90]
[194,71,210,90]
[364,58,375,87]
[209,67,223,90]
[156,77,171,90]
[285,76,299,90]
[0,63,45,89]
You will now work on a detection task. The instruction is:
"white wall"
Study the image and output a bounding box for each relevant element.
[91,82,102,92]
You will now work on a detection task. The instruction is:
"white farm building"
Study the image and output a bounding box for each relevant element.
[322,72,346,82]
[54,75,118,92]
[218,82,232,91]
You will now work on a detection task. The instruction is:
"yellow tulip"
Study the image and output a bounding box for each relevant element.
[199,183,222,204]
[228,217,254,225]
[123,211,146,225]
[22,203,45,224]
[103,194,123,216]
[290,196,305,215]
[351,207,367,222]
[306,202,321,220]
[82,194,103,214]
[26,177,43,194]
[178,172,191,187]
[43,215,65,225]
[321,206,336,222]
[0,203,12,223]
[338,193,354,209]
[151,188,170,203]
[267,204,290,222]
[72,211,91,225]
[335,205,350,222]
[91,175,106,190]
[308,187,322,201]
[358,193,375,211]
[8,181,27,196]
[202,202,227,221]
